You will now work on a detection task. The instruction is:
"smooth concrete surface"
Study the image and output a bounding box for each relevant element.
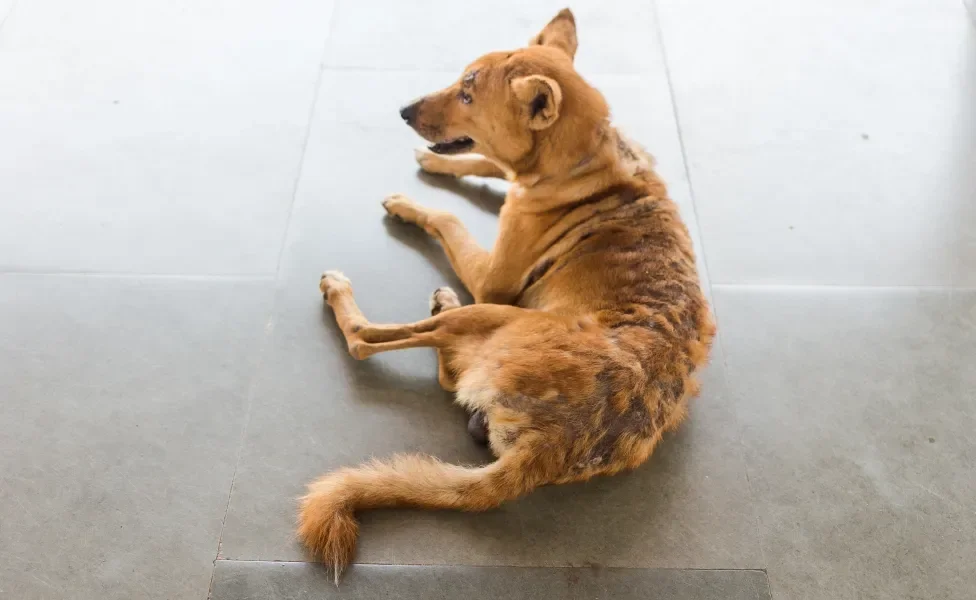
[654,0,976,287]
[713,287,976,600]
[1,1,973,599]
[0,276,273,600]
[210,562,772,600]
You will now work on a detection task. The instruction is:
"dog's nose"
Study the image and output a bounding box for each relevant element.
[399,100,421,125]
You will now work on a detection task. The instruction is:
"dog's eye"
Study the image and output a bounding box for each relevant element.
[459,91,472,105]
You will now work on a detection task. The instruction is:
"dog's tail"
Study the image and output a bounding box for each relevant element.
[297,451,535,582]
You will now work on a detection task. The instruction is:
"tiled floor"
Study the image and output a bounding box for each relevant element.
[0,1,972,599]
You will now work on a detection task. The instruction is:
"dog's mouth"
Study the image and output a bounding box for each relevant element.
[428,136,475,155]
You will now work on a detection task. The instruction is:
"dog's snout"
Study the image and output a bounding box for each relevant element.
[399,100,421,125]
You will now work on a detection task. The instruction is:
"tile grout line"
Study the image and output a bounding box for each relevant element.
[0,0,19,38]
[709,307,771,583]
[205,5,340,600]
[205,312,275,600]
[320,64,655,75]
[761,569,775,600]
[647,0,716,301]
[647,0,771,583]
[321,64,458,73]
[271,3,340,278]
[214,558,769,572]
[713,282,976,292]
[0,270,275,281]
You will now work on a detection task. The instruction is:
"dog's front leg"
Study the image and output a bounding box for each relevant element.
[382,194,494,299]
[414,149,508,180]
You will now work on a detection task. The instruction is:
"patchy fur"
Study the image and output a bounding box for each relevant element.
[299,9,715,581]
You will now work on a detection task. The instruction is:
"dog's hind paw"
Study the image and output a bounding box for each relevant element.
[320,270,352,297]
[429,287,460,316]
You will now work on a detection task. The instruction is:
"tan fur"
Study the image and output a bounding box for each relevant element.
[299,9,715,581]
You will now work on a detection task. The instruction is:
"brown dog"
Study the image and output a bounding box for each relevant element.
[298,8,715,581]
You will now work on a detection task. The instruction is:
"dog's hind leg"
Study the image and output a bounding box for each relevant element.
[415,149,508,179]
[428,286,489,444]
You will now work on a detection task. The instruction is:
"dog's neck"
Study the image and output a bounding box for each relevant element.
[508,122,634,213]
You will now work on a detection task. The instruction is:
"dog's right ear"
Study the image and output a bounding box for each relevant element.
[529,8,577,61]
[511,75,563,130]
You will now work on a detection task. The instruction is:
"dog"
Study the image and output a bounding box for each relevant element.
[298,8,715,581]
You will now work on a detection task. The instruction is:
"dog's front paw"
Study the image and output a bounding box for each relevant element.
[414,148,448,175]
[429,287,460,316]
[382,194,427,226]
[320,270,352,299]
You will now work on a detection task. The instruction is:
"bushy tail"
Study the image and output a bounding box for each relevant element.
[297,452,532,582]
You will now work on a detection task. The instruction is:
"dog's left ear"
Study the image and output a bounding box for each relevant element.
[511,75,563,130]
[529,8,578,61]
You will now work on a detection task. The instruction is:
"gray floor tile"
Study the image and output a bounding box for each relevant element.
[217,65,746,567]
[211,561,772,600]
[714,286,976,600]
[655,0,976,286]
[0,275,273,600]
[324,0,666,75]
[0,0,334,275]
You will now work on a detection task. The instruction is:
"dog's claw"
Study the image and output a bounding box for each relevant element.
[320,270,352,296]
[381,195,398,218]
[382,198,404,221]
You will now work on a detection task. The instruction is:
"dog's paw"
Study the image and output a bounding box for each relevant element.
[382,194,426,225]
[429,287,460,316]
[414,147,447,175]
[320,270,352,297]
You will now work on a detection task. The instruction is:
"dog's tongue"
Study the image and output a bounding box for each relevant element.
[428,137,473,155]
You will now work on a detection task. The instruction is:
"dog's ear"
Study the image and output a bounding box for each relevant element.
[528,8,578,61]
[511,75,563,130]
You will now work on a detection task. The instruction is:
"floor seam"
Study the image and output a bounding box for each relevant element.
[204,324,269,600]
[214,558,769,571]
[205,6,339,599]
[649,0,769,587]
[0,0,19,38]
[0,270,275,281]
[271,4,340,278]
[713,282,976,292]
[709,313,771,585]
[648,0,716,301]
[321,64,652,75]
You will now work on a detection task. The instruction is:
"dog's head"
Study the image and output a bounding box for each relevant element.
[399,9,609,175]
